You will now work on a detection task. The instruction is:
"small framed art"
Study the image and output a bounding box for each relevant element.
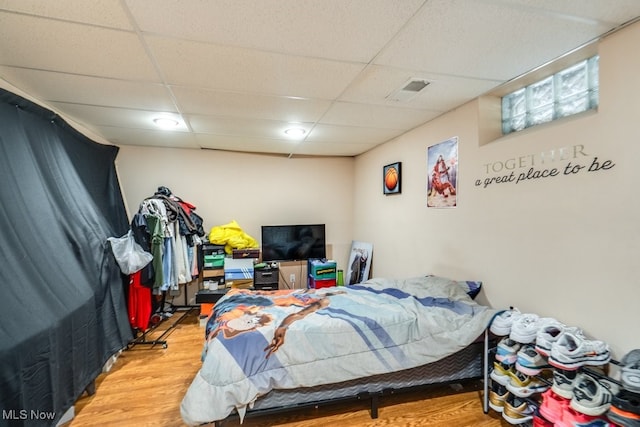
[383,162,401,195]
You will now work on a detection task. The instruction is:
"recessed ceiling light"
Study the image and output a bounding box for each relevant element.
[284,127,306,138]
[153,117,180,129]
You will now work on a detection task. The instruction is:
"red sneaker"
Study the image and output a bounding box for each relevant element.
[539,388,569,424]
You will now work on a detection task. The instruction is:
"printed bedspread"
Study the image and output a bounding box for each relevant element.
[180,275,499,425]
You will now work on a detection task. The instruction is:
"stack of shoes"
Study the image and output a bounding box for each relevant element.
[607,349,640,426]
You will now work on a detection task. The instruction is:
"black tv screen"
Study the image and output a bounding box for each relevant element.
[261,224,326,262]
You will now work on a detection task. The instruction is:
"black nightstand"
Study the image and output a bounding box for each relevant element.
[254,266,279,290]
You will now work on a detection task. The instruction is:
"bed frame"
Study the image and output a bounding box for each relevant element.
[213,330,492,426]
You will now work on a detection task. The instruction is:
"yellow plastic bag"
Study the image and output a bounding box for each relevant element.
[208,220,258,254]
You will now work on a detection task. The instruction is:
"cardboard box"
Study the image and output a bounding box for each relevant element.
[229,279,253,289]
[202,268,224,278]
[308,276,337,289]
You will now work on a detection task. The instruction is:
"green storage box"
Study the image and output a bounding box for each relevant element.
[204,254,225,268]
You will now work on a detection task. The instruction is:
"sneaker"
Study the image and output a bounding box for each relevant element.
[491,360,516,387]
[549,331,611,370]
[516,345,552,376]
[491,308,522,336]
[552,369,580,399]
[503,393,535,424]
[555,406,609,427]
[507,370,552,398]
[535,320,583,357]
[539,388,570,423]
[489,381,510,413]
[496,337,522,364]
[621,349,640,393]
[510,313,542,344]
[607,389,640,427]
[533,414,554,427]
[571,374,620,416]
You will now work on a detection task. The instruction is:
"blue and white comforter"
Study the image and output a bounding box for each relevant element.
[181,275,498,425]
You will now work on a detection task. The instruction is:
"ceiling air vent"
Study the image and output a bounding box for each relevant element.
[386,78,430,102]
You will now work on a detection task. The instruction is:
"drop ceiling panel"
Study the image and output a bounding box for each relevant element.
[502,0,640,24]
[0,0,134,30]
[320,101,440,130]
[0,67,176,111]
[172,86,331,122]
[375,0,617,80]
[0,13,158,81]
[188,115,312,140]
[50,102,188,132]
[126,0,425,62]
[339,65,501,112]
[306,124,402,145]
[146,36,366,98]
[97,126,200,149]
[1,2,638,157]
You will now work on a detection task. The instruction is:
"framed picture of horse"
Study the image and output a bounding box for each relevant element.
[427,137,458,208]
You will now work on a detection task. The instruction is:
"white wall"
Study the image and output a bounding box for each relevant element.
[353,21,640,358]
[115,145,355,269]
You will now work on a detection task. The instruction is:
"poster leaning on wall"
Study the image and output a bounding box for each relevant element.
[427,136,458,208]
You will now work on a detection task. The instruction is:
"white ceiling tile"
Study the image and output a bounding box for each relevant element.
[97,126,200,149]
[499,0,640,25]
[50,102,187,131]
[0,67,175,111]
[187,115,313,140]
[306,124,402,145]
[375,0,617,80]
[172,86,331,122]
[0,0,133,29]
[339,65,501,112]
[320,102,439,130]
[0,13,158,81]
[146,36,366,98]
[126,0,425,62]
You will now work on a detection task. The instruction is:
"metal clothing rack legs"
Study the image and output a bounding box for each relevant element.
[127,282,199,349]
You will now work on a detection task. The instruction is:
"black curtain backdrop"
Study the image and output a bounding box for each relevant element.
[0,88,133,426]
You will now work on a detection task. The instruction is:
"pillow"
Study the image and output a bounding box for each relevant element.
[425,275,482,299]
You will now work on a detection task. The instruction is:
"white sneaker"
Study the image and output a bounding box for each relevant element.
[510,313,544,344]
[549,332,611,370]
[570,373,619,416]
[490,308,522,336]
[535,320,583,357]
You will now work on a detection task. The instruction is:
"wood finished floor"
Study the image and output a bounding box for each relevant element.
[68,310,510,426]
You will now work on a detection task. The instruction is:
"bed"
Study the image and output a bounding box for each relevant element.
[180,275,499,426]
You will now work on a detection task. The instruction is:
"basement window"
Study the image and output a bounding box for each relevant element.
[501,55,599,135]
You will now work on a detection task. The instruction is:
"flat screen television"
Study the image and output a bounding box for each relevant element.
[261,224,326,262]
